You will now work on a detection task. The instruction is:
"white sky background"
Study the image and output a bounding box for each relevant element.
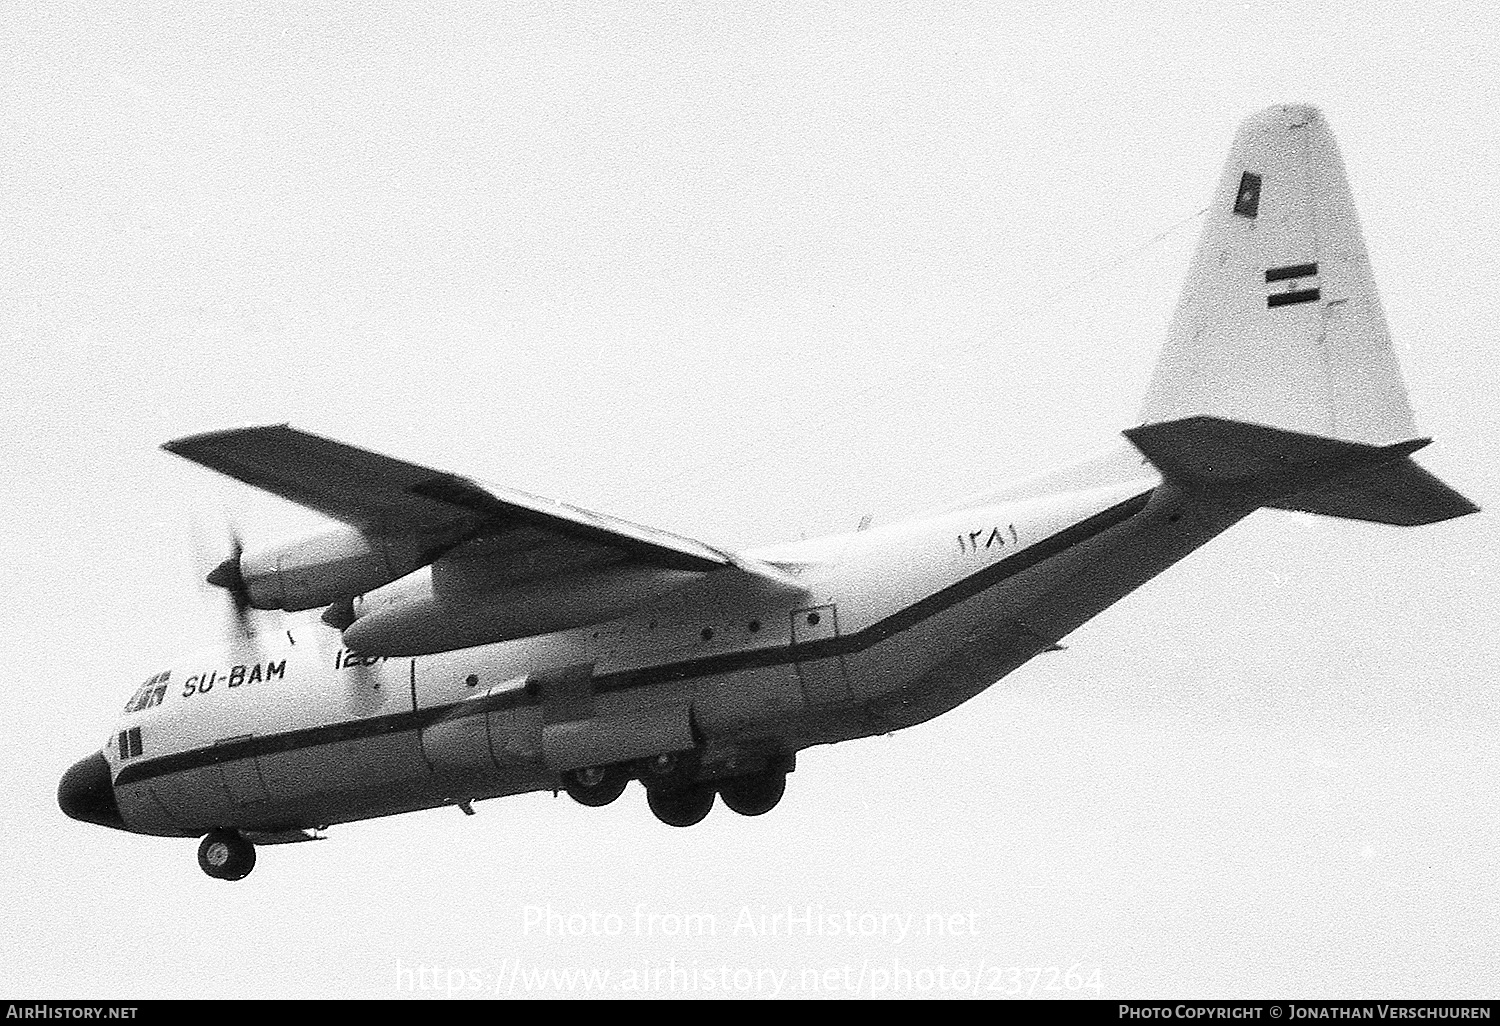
[2,1,1497,999]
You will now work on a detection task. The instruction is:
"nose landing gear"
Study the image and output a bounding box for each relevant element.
[197,829,256,881]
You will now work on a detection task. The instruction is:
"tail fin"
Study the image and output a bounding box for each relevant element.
[1140,104,1415,444]
[1132,105,1476,526]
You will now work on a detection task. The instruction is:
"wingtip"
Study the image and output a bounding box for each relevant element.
[162,423,293,456]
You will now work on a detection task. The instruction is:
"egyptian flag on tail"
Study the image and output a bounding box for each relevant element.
[1264,260,1320,308]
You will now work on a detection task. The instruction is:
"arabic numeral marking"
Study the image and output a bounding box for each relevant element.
[958,523,1019,556]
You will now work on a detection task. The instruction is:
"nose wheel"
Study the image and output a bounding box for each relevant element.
[198,829,256,881]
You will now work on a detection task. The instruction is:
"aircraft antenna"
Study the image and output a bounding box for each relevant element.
[620,206,1208,509]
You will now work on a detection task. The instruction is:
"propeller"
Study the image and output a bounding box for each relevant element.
[177,488,276,645]
[202,527,256,638]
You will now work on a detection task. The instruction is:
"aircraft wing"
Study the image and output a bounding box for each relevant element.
[163,425,730,573]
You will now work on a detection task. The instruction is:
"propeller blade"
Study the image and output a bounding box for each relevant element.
[204,530,254,635]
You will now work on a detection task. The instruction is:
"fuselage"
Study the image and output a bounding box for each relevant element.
[68,459,1246,841]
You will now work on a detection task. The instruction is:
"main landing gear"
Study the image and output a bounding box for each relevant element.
[197,829,256,881]
[646,783,717,827]
[562,751,791,827]
[561,764,630,807]
[717,771,786,817]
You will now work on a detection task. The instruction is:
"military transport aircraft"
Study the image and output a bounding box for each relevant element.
[60,105,1476,879]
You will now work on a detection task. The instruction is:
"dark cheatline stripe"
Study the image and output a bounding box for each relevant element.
[591,489,1153,693]
[1264,262,1318,283]
[114,688,536,788]
[1267,288,1321,308]
[115,488,1154,789]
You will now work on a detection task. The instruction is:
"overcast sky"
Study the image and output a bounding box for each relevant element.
[3,2,1497,1000]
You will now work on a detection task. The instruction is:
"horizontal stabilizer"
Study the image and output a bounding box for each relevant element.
[1268,458,1480,526]
[1123,416,1477,526]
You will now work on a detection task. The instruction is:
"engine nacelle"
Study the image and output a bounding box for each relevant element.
[340,559,702,655]
[238,523,462,612]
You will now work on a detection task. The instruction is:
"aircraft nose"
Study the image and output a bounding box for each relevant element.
[58,752,125,830]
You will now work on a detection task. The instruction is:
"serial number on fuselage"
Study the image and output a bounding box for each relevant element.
[180,660,286,698]
[956,523,1018,555]
[334,648,393,670]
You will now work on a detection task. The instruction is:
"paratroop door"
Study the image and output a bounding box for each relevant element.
[791,605,851,705]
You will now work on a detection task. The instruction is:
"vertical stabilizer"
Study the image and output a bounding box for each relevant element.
[1139,105,1418,445]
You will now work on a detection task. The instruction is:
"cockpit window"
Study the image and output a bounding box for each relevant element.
[123,671,171,713]
[117,727,143,759]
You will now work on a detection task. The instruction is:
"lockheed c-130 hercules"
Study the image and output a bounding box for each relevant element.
[60,105,1477,879]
